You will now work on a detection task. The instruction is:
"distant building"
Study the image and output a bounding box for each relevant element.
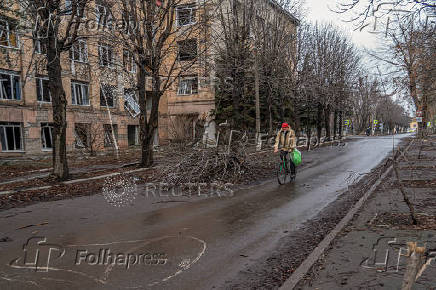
[409,118,418,131]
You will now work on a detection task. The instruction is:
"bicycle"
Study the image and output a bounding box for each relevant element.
[277,150,296,185]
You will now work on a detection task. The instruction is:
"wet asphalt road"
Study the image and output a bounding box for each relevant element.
[0,134,409,290]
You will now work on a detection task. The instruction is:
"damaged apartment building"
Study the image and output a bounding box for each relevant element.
[0,0,297,156]
[0,2,166,156]
[0,0,206,156]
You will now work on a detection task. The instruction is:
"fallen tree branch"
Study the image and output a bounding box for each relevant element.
[401,242,426,290]
[393,161,418,225]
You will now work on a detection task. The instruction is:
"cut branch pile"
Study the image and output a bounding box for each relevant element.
[157,150,247,185]
[154,132,251,185]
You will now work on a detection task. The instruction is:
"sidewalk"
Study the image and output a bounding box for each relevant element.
[296,135,436,289]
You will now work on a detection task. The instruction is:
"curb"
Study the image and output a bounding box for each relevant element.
[279,138,414,290]
[0,173,51,186]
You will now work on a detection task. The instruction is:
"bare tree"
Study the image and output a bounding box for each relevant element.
[2,0,91,180]
[334,0,435,136]
[334,0,435,32]
[105,0,208,167]
[352,75,379,133]
[294,22,361,145]
[367,15,435,136]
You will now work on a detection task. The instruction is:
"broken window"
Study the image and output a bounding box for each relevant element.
[95,3,113,30]
[0,70,21,100]
[64,0,85,17]
[176,4,196,26]
[177,39,197,61]
[71,81,89,105]
[36,77,51,102]
[123,88,140,118]
[33,37,47,55]
[0,18,18,48]
[0,122,23,151]
[70,39,88,63]
[104,124,118,147]
[74,123,89,148]
[123,49,136,73]
[177,76,198,95]
[41,123,53,150]
[99,44,113,67]
[122,11,137,35]
[127,125,139,146]
[100,84,116,107]
[65,0,72,14]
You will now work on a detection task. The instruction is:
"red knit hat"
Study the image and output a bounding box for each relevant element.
[281,123,290,129]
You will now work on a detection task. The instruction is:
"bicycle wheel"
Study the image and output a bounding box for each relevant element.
[277,162,288,185]
[289,160,296,181]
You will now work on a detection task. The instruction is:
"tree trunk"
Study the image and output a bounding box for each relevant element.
[141,126,154,166]
[419,101,428,138]
[47,37,69,180]
[138,64,152,167]
[254,47,261,139]
[316,102,323,144]
[306,127,311,151]
[333,110,338,140]
[408,69,426,138]
[324,105,331,141]
[231,68,241,126]
[268,99,273,135]
[339,110,343,139]
[140,67,161,167]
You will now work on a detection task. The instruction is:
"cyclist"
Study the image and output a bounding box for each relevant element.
[274,123,297,178]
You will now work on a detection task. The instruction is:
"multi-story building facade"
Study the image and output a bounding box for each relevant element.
[0,0,297,156]
[0,1,172,156]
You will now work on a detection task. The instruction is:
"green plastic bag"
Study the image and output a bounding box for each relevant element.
[291,149,302,166]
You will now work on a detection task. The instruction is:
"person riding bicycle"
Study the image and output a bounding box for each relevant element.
[274,123,297,178]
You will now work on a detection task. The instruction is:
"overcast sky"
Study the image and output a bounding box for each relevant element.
[301,0,417,114]
[303,0,378,50]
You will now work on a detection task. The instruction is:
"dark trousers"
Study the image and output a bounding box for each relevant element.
[280,150,296,175]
